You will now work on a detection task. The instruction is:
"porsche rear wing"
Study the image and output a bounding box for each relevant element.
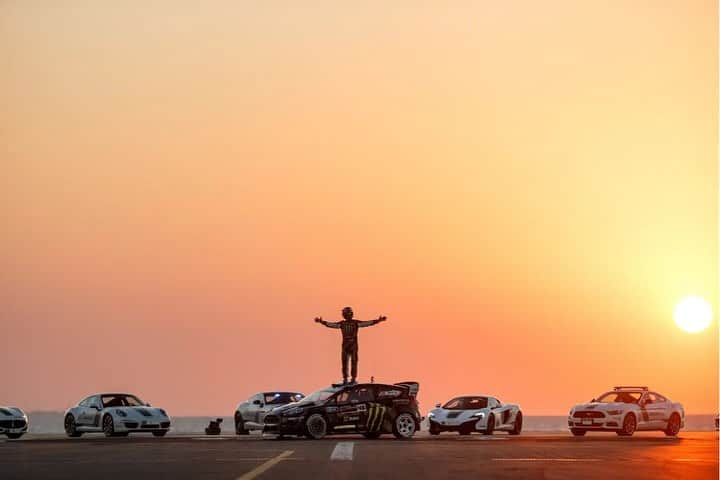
[394,381,419,397]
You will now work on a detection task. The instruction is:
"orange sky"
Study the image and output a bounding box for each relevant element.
[2,1,718,415]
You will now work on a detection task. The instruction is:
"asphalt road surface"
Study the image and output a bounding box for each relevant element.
[1,432,717,480]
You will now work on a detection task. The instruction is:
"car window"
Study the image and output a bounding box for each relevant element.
[349,386,374,403]
[597,392,641,404]
[79,397,91,407]
[651,393,667,403]
[442,397,488,410]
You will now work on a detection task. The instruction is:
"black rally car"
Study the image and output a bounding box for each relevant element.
[263,381,421,439]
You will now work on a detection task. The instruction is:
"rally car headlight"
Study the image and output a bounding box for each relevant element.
[472,412,485,418]
[115,410,127,417]
[607,410,622,415]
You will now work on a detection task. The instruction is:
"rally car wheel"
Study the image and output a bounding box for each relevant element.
[509,412,523,435]
[64,414,82,438]
[103,414,116,437]
[664,413,681,437]
[617,413,636,436]
[392,413,417,439]
[570,429,586,436]
[483,414,495,435]
[305,414,328,439]
[363,431,382,439]
[235,413,249,435]
[6,433,24,439]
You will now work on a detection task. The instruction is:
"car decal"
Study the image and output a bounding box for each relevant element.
[366,403,387,432]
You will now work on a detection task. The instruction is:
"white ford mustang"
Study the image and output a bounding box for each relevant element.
[0,406,28,439]
[428,395,522,435]
[568,386,684,437]
[64,393,171,438]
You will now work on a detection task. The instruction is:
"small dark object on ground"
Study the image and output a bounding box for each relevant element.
[205,418,223,435]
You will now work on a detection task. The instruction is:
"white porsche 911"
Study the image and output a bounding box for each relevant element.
[64,393,171,438]
[0,406,28,439]
[427,395,522,435]
[568,386,684,437]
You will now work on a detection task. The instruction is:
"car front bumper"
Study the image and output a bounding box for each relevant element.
[115,420,171,432]
[568,416,621,430]
[429,418,482,432]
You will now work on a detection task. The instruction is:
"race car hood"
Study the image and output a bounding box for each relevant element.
[571,402,632,412]
[270,400,317,415]
[0,406,26,419]
[429,408,486,425]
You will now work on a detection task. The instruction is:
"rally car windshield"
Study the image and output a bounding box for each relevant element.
[303,388,336,404]
[264,393,304,405]
[596,392,641,404]
[443,397,488,410]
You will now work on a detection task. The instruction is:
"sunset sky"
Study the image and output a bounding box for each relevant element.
[2,1,717,416]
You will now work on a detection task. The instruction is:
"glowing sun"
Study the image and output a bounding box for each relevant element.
[674,296,713,333]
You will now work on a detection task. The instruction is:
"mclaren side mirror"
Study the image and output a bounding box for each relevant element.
[590,398,596,403]
[146,403,152,407]
[435,403,441,408]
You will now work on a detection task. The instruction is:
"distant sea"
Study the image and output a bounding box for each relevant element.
[23,412,717,434]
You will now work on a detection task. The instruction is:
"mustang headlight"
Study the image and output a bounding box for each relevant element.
[472,412,485,418]
[607,410,623,415]
[285,406,304,416]
[115,410,127,417]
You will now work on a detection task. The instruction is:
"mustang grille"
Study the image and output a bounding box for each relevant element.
[264,415,279,425]
[573,411,605,418]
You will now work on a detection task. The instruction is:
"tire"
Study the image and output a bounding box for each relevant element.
[235,413,249,435]
[6,433,24,439]
[483,414,495,435]
[428,422,441,435]
[362,431,382,439]
[664,413,681,437]
[64,414,82,438]
[392,413,417,439]
[102,414,116,437]
[304,414,327,439]
[617,413,636,436]
[509,412,523,435]
[570,429,586,436]
[152,430,167,437]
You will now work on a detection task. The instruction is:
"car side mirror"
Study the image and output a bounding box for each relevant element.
[590,398,596,403]
[435,403,441,408]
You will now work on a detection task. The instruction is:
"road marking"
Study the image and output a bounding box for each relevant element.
[330,442,355,461]
[235,450,294,480]
[492,458,600,462]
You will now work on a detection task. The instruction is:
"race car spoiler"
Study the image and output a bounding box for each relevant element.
[394,381,419,397]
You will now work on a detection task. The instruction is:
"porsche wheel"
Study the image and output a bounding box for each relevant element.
[570,429,586,436]
[305,414,327,439]
[392,413,417,439]
[103,414,116,437]
[509,412,523,435]
[64,414,82,438]
[6,433,24,439]
[617,413,636,436]
[235,413,249,435]
[483,414,495,435]
[664,413,681,437]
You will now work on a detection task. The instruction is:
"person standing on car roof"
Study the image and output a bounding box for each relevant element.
[315,306,387,385]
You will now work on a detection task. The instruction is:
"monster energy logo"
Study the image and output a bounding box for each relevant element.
[366,403,386,432]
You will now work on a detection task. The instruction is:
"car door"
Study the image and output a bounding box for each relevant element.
[329,386,372,432]
[646,393,670,427]
[77,396,98,427]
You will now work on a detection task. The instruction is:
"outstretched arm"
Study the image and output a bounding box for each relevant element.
[357,316,387,327]
[314,317,341,328]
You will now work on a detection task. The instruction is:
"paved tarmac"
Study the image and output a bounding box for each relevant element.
[1,431,717,479]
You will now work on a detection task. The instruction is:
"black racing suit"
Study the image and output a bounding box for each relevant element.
[319,319,382,380]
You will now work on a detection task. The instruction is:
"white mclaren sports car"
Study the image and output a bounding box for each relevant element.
[428,395,522,435]
[568,386,684,437]
[64,393,171,438]
[0,406,28,439]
